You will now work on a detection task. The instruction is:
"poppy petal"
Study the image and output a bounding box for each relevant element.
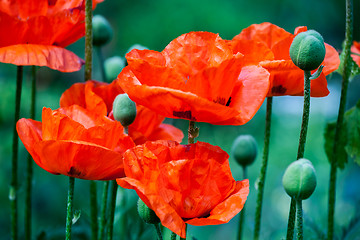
[323,43,340,75]
[147,123,184,144]
[0,44,84,72]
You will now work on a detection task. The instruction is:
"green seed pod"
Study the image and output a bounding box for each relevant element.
[282,158,317,200]
[92,15,113,46]
[112,93,137,127]
[231,135,258,167]
[289,30,326,71]
[137,198,160,224]
[104,56,125,82]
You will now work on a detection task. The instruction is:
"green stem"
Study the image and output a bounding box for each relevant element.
[297,71,311,159]
[328,1,353,239]
[25,66,36,240]
[98,181,109,239]
[237,167,247,240]
[286,198,297,240]
[96,46,107,82]
[154,224,163,240]
[188,121,198,144]
[10,65,23,240]
[85,0,93,81]
[253,97,273,240]
[65,177,75,240]
[296,199,303,240]
[107,180,118,240]
[171,232,177,240]
[90,181,98,240]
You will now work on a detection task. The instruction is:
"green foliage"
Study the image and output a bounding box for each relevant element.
[324,121,348,169]
[337,49,360,81]
[344,100,360,164]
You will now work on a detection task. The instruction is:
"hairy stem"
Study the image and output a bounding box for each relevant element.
[65,177,75,240]
[296,199,303,240]
[98,181,109,239]
[85,0,93,81]
[253,97,273,240]
[286,198,297,240]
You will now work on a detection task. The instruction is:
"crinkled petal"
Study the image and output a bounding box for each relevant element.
[229,39,274,64]
[0,44,84,72]
[147,123,184,144]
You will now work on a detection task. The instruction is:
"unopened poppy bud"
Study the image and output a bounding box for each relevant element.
[92,15,113,46]
[104,56,125,82]
[113,93,137,127]
[137,198,160,224]
[289,30,326,71]
[282,158,317,200]
[231,135,257,167]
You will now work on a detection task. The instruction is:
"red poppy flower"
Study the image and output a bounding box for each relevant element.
[60,80,184,144]
[117,31,270,125]
[117,140,249,238]
[0,0,103,72]
[230,22,340,97]
[16,105,134,180]
[351,41,360,67]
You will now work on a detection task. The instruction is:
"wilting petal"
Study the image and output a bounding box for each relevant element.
[0,44,84,72]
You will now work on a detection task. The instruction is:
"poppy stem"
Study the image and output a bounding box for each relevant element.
[84,0,93,81]
[10,65,23,240]
[328,1,352,239]
[188,121,198,144]
[90,181,98,240]
[98,181,109,239]
[65,177,75,240]
[106,180,118,240]
[237,166,247,240]
[96,46,107,82]
[296,199,303,240]
[154,224,163,240]
[253,96,273,240]
[170,232,177,240]
[286,198,296,240]
[25,66,37,240]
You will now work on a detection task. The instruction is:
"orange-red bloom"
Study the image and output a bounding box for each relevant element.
[117,31,270,125]
[60,80,184,144]
[117,140,249,238]
[16,105,134,180]
[351,41,360,67]
[230,22,340,97]
[0,0,103,72]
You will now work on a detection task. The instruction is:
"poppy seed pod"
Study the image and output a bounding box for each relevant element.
[231,135,258,167]
[104,56,125,82]
[92,15,113,46]
[282,158,317,200]
[289,30,326,71]
[137,198,160,224]
[113,94,137,127]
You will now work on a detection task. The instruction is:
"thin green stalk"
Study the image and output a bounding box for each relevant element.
[188,121,198,144]
[96,46,107,82]
[90,181,98,240]
[98,181,109,239]
[253,96,273,240]
[10,65,23,240]
[25,66,37,240]
[328,1,353,239]
[65,177,75,240]
[84,0,93,81]
[171,232,177,240]
[296,199,303,240]
[154,224,163,240]
[286,198,297,240]
[297,70,311,160]
[107,180,118,240]
[237,167,247,240]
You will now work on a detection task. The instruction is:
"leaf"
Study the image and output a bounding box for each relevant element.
[344,100,360,164]
[336,48,360,81]
[324,121,348,169]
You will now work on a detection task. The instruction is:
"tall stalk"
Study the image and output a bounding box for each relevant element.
[106,180,118,240]
[65,177,75,240]
[25,66,37,240]
[10,66,23,240]
[85,0,93,82]
[328,0,353,239]
[253,97,273,240]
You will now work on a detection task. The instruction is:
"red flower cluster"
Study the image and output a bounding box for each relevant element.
[0,0,103,72]
[117,140,249,238]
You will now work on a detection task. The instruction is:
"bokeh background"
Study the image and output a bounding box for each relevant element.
[1,0,360,239]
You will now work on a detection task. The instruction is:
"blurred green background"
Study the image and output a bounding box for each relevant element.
[1,0,360,239]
